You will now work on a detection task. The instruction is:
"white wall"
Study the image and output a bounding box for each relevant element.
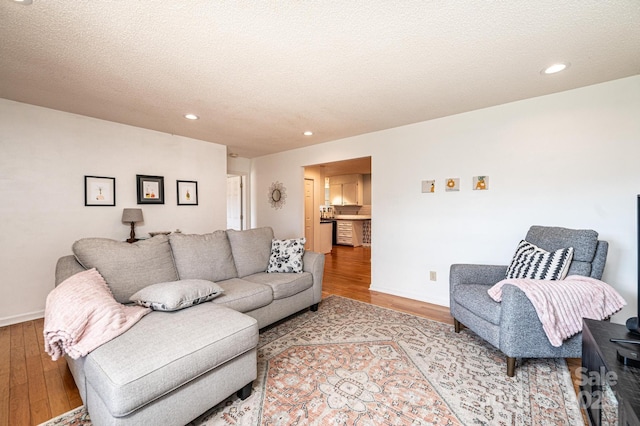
[251,76,640,323]
[0,99,228,326]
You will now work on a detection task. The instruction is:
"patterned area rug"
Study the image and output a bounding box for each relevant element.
[40,296,583,425]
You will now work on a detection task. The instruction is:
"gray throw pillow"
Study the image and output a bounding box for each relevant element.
[72,235,178,304]
[169,231,238,281]
[129,279,224,312]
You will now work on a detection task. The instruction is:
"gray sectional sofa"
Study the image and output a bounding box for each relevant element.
[54,226,325,426]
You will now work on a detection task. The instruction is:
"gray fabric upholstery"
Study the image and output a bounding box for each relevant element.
[168,231,238,282]
[452,284,502,325]
[72,236,178,304]
[243,271,313,300]
[213,278,274,313]
[450,225,608,374]
[83,303,257,417]
[227,227,274,277]
[85,349,257,426]
[55,227,325,425]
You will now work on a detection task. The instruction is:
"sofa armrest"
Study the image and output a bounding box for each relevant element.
[55,255,86,286]
[450,264,508,289]
[303,251,325,304]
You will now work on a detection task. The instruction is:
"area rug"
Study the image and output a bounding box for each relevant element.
[40,295,583,425]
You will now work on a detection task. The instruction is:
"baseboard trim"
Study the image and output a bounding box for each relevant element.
[368,284,449,308]
[0,310,45,327]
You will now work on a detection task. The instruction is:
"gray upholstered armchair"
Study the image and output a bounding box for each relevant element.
[449,226,608,376]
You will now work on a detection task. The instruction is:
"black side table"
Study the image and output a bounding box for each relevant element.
[581,319,640,426]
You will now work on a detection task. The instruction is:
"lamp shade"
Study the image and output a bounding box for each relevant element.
[122,208,143,223]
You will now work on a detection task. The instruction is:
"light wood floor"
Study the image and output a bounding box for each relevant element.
[1,244,583,426]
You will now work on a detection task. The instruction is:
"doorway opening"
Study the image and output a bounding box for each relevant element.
[303,156,372,278]
[226,174,247,230]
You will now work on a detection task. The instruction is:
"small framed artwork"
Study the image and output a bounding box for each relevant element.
[84,176,116,206]
[473,176,489,190]
[177,180,198,205]
[137,175,164,204]
[445,178,460,192]
[421,180,435,193]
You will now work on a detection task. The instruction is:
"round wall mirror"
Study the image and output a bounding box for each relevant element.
[268,181,287,209]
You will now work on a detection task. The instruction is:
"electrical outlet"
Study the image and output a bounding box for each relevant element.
[429,271,437,281]
[421,181,430,193]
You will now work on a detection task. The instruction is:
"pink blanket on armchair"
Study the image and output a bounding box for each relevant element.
[487,275,626,347]
[44,268,150,361]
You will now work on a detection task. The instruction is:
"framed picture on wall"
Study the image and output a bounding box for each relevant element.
[84,176,116,206]
[137,175,164,204]
[177,180,198,205]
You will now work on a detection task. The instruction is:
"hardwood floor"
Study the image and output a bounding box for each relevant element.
[1,244,583,425]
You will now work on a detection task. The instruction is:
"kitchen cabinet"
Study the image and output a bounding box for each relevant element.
[329,174,364,206]
[336,220,363,247]
[319,222,333,254]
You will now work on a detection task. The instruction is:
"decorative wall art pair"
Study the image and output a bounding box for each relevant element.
[421,176,489,193]
[84,175,198,206]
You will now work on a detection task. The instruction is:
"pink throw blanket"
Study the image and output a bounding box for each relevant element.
[487,275,626,347]
[44,268,150,361]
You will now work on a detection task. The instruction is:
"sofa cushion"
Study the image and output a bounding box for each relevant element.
[212,278,273,312]
[243,271,313,300]
[82,303,258,417]
[267,238,306,273]
[129,279,224,312]
[169,231,238,281]
[226,227,274,277]
[505,240,574,280]
[453,284,502,325]
[72,236,178,304]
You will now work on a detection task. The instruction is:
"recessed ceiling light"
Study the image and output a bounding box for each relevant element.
[184,114,199,120]
[303,131,313,136]
[542,63,570,75]
[12,0,32,4]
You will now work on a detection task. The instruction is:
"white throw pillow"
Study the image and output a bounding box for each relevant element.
[129,279,223,311]
[267,238,306,273]
[505,240,574,280]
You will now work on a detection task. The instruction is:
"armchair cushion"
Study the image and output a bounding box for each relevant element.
[505,240,573,280]
[452,284,502,325]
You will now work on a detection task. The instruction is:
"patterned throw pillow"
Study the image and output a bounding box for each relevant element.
[267,238,306,273]
[505,240,574,280]
[129,279,223,311]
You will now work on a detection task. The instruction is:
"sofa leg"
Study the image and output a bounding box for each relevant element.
[454,318,463,333]
[310,303,319,312]
[237,382,253,400]
[506,356,516,377]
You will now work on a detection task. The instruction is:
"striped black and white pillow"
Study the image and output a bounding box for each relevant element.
[505,240,574,280]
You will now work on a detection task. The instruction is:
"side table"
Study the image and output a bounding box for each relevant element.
[581,318,640,425]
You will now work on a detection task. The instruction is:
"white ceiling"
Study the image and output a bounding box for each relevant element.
[1,1,639,158]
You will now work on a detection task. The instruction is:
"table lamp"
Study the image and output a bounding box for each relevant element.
[122,208,143,243]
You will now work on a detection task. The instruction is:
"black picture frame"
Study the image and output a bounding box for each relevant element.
[177,180,198,206]
[84,176,116,206]
[136,175,164,204]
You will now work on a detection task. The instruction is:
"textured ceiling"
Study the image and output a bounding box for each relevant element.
[1,1,639,158]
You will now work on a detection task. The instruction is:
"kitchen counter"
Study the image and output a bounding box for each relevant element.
[333,215,371,220]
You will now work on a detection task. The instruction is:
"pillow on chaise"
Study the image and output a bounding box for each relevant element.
[505,239,574,280]
[129,279,224,312]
